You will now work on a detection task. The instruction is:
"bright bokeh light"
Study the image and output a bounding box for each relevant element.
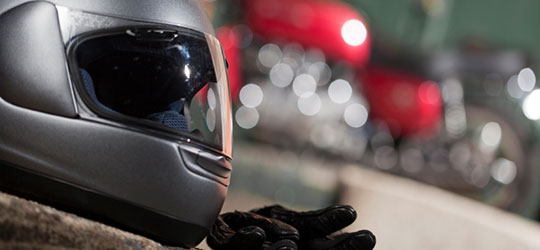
[207,88,216,110]
[297,93,321,116]
[341,19,367,46]
[235,106,259,129]
[239,83,264,108]
[270,63,294,88]
[258,43,282,68]
[480,122,502,148]
[309,62,332,86]
[441,78,463,101]
[293,74,317,96]
[444,105,466,138]
[523,89,540,120]
[490,158,517,185]
[507,75,524,99]
[328,79,352,104]
[518,67,536,92]
[343,103,368,128]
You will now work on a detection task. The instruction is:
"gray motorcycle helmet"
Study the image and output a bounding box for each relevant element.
[0,0,232,247]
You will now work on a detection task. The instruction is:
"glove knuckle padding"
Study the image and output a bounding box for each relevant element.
[223,211,299,242]
[252,205,357,239]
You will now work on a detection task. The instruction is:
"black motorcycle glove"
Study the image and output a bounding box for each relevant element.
[207,211,299,250]
[251,205,376,250]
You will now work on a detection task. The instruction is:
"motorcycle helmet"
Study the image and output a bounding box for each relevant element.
[0,0,232,247]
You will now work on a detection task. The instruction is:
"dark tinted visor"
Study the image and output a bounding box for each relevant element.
[67,25,232,156]
[76,29,214,118]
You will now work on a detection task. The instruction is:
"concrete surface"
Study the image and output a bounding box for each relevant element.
[339,166,540,250]
[0,191,191,250]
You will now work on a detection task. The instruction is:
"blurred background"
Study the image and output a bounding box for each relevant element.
[200,0,540,249]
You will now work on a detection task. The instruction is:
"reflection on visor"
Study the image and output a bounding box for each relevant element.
[76,29,215,117]
[73,27,229,152]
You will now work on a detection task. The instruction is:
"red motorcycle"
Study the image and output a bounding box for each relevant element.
[214,0,539,217]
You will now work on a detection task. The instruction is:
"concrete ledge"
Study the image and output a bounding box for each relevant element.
[339,166,540,250]
[0,191,191,250]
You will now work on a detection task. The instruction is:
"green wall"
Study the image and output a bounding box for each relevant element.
[346,0,540,59]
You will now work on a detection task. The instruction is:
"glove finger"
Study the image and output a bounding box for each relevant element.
[261,239,298,250]
[207,216,266,250]
[222,211,300,242]
[251,205,357,239]
[207,216,236,249]
[302,230,376,250]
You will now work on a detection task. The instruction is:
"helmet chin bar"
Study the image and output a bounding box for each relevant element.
[0,94,229,247]
[0,161,209,247]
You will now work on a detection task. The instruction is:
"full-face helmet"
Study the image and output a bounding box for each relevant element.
[0,0,232,247]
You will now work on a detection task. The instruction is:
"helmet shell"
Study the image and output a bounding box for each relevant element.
[0,1,230,247]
